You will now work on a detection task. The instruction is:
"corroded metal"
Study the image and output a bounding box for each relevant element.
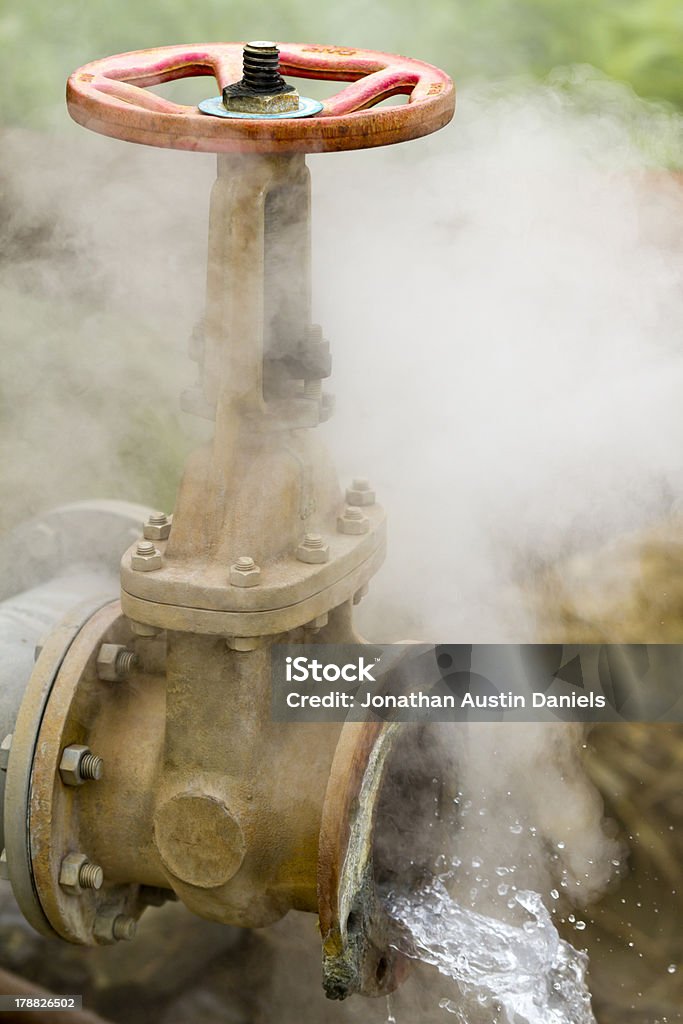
[66,43,455,155]
[2,39,457,1001]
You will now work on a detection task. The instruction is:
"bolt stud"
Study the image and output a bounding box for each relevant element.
[112,915,137,941]
[80,753,104,781]
[94,910,137,944]
[97,644,138,681]
[79,861,104,890]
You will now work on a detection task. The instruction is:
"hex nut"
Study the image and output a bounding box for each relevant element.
[229,556,261,588]
[131,540,162,572]
[96,644,137,682]
[345,478,376,506]
[59,745,103,787]
[337,507,370,535]
[296,533,330,565]
[0,734,12,772]
[143,512,172,541]
[59,853,103,893]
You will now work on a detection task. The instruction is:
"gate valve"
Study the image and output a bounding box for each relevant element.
[0,38,455,1006]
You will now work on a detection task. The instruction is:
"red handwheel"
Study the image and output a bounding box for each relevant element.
[66,42,455,154]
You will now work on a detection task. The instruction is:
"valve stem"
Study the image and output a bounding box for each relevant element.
[242,41,294,95]
[223,41,299,114]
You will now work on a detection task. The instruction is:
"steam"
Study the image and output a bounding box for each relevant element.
[2,65,682,1019]
[314,68,683,643]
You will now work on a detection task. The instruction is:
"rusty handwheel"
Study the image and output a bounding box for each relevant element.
[66,41,454,153]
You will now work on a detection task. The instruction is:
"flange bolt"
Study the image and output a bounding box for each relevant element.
[59,853,104,893]
[80,753,104,781]
[296,532,330,565]
[79,861,104,889]
[97,644,138,682]
[112,915,137,941]
[59,745,104,787]
[345,477,376,507]
[131,539,162,572]
[337,506,370,535]
[143,511,171,541]
[230,555,261,587]
[94,909,138,944]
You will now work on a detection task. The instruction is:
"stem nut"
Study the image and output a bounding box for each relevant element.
[131,540,162,572]
[143,512,172,541]
[59,745,104,787]
[296,533,330,564]
[345,478,376,507]
[59,853,104,893]
[337,506,370,535]
[229,556,261,587]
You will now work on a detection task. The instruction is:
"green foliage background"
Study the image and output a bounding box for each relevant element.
[1,0,682,125]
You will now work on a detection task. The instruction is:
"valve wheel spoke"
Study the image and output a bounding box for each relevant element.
[68,42,454,154]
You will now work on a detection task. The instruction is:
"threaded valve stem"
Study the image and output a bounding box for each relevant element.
[241,41,293,95]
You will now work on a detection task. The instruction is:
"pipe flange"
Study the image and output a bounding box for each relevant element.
[6,600,149,943]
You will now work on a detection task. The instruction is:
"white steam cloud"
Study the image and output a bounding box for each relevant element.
[2,65,682,1021]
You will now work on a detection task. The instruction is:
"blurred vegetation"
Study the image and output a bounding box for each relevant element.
[0,0,682,126]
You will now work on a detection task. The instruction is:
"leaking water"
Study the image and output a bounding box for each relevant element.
[386,877,595,1024]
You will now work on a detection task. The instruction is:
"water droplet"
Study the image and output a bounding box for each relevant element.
[497,883,509,896]
[575,920,586,931]
[510,822,523,835]
[557,841,566,850]
[550,889,560,900]
[668,964,677,974]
